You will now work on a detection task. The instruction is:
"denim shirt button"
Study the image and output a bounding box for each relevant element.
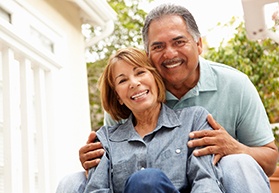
[175,149,181,154]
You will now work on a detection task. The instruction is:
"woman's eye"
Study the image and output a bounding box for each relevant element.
[118,79,126,84]
[137,70,146,75]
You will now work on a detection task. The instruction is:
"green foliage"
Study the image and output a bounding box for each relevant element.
[87,59,107,130]
[87,0,149,130]
[203,19,279,124]
[274,126,279,148]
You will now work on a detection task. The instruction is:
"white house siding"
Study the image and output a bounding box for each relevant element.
[0,0,112,192]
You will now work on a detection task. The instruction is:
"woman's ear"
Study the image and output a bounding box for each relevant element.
[119,99,124,105]
[117,94,124,105]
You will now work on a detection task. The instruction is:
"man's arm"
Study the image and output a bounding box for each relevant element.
[187,114,279,177]
[79,131,105,170]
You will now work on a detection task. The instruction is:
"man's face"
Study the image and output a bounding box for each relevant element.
[147,15,202,89]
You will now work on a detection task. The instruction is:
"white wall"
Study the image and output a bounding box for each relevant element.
[16,0,92,191]
[32,0,92,189]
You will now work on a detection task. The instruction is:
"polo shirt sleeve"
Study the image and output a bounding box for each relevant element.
[236,76,274,146]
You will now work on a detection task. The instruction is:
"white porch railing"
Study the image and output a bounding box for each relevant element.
[0,6,61,193]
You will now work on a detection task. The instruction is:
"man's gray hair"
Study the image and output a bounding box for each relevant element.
[142,3,201,52]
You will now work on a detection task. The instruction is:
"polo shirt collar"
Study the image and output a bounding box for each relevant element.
[197,57,217,92]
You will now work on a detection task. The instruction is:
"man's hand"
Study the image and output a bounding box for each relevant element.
[188,114,278,176]
[187,114,244,165]
[79,131,105,170]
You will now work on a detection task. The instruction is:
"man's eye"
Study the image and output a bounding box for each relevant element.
[175,40,186,46]
[151,45,164,51]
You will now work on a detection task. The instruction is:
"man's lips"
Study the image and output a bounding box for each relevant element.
[131,90,149,100]
[162,58,184,69]
[165,61,182,68]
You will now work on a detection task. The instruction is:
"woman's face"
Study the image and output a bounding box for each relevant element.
[112,60,159,114]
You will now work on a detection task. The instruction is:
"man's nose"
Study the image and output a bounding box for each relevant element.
[163,46,178,59]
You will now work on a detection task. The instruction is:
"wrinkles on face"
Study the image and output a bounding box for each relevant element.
[147,15,202,98]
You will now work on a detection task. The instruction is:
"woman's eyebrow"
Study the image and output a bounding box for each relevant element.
[115,73,124,81]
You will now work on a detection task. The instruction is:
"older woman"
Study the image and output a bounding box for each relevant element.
[83,47,224,193]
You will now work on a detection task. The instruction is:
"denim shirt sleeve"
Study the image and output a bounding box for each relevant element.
[187,153,224,193]
[84,127,113,193]
[83,151,112,193]
[186,108,224,193]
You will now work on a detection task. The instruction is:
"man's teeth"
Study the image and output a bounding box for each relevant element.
[165,62,181,68]
[131,91,148,100]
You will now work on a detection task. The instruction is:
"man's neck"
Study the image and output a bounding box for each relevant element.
[165,67,200,99]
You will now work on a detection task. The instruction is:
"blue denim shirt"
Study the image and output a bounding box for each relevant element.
[84,104,223,193]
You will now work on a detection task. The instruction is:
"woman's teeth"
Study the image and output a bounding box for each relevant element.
[131,90,148,100]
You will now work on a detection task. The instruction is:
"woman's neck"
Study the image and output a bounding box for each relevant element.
[133,103,161,137]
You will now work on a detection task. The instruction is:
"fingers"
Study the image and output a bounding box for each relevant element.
[83,158,102,170]
[188,129,224,157]
[213,154,222,165]
[79,141,104,170]
[192,145,217,157]
[81,148,105,170]
[80,141,103,156]
[192,146,225,163]
[189,129,216,139]
[87,131,97,144]
[207,114,222,130]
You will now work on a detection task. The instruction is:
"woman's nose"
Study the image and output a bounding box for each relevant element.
[129,78,141,89]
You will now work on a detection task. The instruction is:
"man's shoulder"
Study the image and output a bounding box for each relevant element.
[200,58,248,80]
[201,58,240,72]
[173,105,209,118]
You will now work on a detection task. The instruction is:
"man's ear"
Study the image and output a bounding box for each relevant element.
[197,37,203,55]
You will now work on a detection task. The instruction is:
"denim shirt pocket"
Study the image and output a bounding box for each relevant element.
[111,156,139,193]
[156,146,188,189]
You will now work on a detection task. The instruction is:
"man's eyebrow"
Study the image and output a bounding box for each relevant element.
[150,36,187,47]
[172,35,187,41]
[150,41,163,47]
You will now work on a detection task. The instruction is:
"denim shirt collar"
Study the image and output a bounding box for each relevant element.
[109,103,181,142]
